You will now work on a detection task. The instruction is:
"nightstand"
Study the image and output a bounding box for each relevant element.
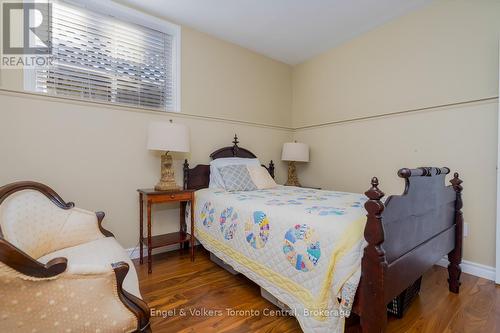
[137,188,195,274]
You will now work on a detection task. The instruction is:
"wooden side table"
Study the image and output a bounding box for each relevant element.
[137,189,195,274]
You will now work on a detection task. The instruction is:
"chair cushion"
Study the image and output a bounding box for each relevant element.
[0,190,104,259]
[38,237,142,299]
[0,190,71,258]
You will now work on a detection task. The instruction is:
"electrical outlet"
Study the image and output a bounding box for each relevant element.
[463,223,469,237]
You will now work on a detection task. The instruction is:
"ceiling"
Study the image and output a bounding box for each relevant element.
[117,0,434,65]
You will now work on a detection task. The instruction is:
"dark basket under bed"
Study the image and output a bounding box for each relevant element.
[387,276,422,318]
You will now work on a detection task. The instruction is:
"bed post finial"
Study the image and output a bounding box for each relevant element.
[232,134,240,156]
[450,172,463,192]
[365,177,383,203]
[360,176,387,332]
[268,160,275,179]
[183,159,189,190]
[448,172,463,293]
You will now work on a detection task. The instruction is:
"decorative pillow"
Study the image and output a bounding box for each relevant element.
[218,164,257,191]
[209,158,261,189]
[247,165,277,189]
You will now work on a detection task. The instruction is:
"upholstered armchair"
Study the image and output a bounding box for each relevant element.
[0,181,150,333]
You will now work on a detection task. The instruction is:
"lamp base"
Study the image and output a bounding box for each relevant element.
[154,182,181,192]
[155,152,181,191]
[284,161,301,187]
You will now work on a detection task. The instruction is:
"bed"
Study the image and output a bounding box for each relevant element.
[183,135,463,333]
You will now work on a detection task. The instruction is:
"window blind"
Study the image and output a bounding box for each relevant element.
[34,2,175,110]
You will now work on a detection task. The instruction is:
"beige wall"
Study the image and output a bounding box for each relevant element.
[0,25,292,249]
[183,27,292,127]
[292,0,499,127]
[292,0,500,267]
[294,100,497,267]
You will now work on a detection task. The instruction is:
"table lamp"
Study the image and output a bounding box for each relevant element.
[281,142,309,187]
[147,120,190,191]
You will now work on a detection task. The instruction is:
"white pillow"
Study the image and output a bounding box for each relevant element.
[209,157,261,189]
[247,165,277,189]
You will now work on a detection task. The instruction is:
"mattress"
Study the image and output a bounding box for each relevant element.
[188,186,367,333]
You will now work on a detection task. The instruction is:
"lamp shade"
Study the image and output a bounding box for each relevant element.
[281,142,309,162]
[147,121,190,152]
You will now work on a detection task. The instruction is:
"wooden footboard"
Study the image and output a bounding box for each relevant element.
[356,167,463,333]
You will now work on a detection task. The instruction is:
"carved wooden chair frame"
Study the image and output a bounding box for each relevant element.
[0,181,151,333]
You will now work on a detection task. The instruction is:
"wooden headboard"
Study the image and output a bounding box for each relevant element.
[183,135,275,190]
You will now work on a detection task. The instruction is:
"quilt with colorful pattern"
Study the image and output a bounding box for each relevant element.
[189,186,368,333]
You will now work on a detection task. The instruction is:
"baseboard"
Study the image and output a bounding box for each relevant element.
[436,258,495,281]
[127,246,496,281]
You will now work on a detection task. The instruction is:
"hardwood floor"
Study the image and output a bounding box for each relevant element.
[135,247,499,333]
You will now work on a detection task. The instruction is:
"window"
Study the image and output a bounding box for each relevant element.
[25,1,181,112]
